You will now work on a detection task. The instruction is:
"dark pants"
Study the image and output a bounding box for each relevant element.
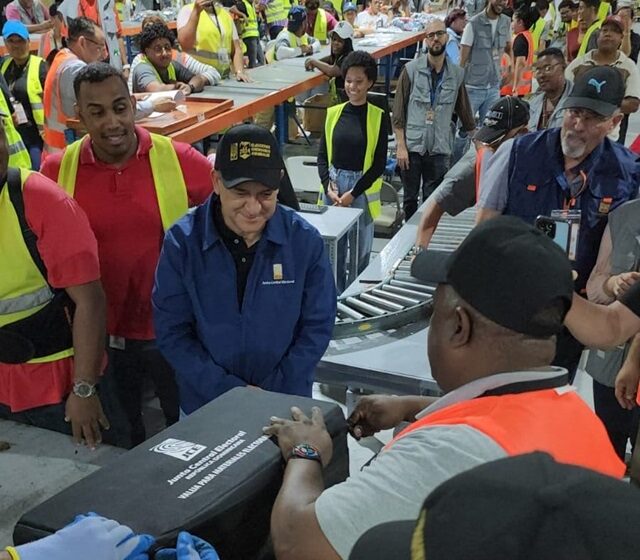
[107,339,179,448]
[0,369,132,448]
[269,25,284,40]
[401,152,450,220]
[244,36,265,68]
[593,379,640,461]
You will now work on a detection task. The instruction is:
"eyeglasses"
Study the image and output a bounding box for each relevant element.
[566,107,608,124]
[150,44,172,54]
[84,36,107,51]
[426,30,447,39]
[533,62,563,74]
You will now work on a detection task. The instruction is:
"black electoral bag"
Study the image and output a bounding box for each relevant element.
[14,387,350,559]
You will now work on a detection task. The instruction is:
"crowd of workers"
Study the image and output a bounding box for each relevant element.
[3,0,640,557]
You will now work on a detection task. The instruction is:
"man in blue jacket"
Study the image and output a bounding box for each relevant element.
[476,65,640,379]
[152,124,337,415]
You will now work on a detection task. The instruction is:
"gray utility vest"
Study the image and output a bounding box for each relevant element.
[404,57,464,157]
[464,11,511,88]
[585,199,640,387]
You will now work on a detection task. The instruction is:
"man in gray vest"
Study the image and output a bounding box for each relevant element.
[393,18,475,220]
[585,199,640,460]
[459,0,512,123]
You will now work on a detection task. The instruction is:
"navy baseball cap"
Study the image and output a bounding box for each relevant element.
[2,20,29,40]
[288,5,307,28]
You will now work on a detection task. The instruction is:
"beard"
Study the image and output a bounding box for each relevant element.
[428,43,445,56]
[561,129,588,160]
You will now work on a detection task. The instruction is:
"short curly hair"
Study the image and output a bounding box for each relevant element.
[139,22,175,53]
[341,50,377,83]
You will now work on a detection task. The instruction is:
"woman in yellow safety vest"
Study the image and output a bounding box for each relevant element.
[238,0,265,67]
[0,20,46,170]
[317,51,388,292]
[131,23,208,94]
[500,6,535,97]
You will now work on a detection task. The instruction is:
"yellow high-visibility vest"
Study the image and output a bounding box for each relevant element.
[57,133,189,232]
[320,101,383,219]
[1,54,44,129]
[578,20,602,57]
[241,0,260,39]
[0,167,73,363]
[140,55,177,85]
[313,8,328,42]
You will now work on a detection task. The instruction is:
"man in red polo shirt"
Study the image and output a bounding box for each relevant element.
[0,112,111,449]
[41,62,213,448]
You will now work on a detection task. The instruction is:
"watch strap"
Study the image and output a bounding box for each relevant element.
[289,443,322,466]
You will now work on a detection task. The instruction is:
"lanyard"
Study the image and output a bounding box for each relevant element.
[429,68,444,107]
[556,169,589,209]
[211,7,222,36]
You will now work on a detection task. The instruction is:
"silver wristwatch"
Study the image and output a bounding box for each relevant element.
[72,380,97,398]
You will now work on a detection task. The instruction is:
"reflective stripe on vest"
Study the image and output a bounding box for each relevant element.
[1,55,45,128]
[319,102,383,218]
[241,0,260,39]
[265,0,287,24]
[597,0,610,22]
[578,20,601,57]
[57,134,189,231]
[384,387,625,478]
[0,167,73,363]
[500,30,533,96]
[141,55,177,84]
[185,6,235,76]
[43,49,77,155]
[0,86,31,169]
[313,8,328,42]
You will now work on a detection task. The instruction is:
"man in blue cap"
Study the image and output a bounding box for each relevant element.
[267,6,321,61]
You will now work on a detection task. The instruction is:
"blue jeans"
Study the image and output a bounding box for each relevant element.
[466,86,500,124]
[28,143,42,171]
[324,167,374,294]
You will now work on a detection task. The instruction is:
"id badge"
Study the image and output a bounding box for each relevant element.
[425,110,435,124]
[551,209,581,261]
[109,335,126,350]
[218,48,230,65]
[12,100,28,125]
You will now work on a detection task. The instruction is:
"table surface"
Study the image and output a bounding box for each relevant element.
[297,206,362,240]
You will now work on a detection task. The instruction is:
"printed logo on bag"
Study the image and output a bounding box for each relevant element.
[150,438,207,461]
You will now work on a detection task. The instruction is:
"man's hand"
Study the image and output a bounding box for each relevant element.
[175,81,192,95]
[347,394,409,439]
[152,97,177,113]
[263,406,333,467]
[338,190,354,207]
[301,44,314,56]
[607,271,640,298]
[326,181,341,205]
[14,513,155,560]
[615,361,640,410]
[156,531,219,560]
[396,144,409,170]
[194,0,214,13]
[65,394,109,449]
[236,70,252,82]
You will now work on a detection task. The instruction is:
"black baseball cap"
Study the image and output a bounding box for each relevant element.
[561,65,625,117]
[349,452,639,560]
[214,124,284,190]
[474,96,530,145]
[410,216,574,337]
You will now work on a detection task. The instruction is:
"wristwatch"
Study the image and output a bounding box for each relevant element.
[72,380,97,398]
[289,443,322,466]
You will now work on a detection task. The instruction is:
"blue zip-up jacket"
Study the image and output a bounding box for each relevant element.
[152,195,337,414]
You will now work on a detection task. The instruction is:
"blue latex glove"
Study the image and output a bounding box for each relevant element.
[14,513,155,560]
[155,531,220,560]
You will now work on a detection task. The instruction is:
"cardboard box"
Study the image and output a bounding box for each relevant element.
[303,93,333,133]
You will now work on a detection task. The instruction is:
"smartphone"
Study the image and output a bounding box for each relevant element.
[535,215,578,261]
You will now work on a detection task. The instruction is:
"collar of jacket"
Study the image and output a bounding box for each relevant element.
[201,194,288,251]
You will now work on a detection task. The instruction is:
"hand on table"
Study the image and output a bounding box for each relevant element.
[156,532,220,560]
[236,70,252,82]
[263,406,333,467]
[14,513,155,560]
[152,97,177,113]
[65,393,109,450]
[304,58,316,71]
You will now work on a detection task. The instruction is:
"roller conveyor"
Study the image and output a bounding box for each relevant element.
[332,209,476,339]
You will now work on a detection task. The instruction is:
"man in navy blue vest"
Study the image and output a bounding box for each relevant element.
[476,66,640,377]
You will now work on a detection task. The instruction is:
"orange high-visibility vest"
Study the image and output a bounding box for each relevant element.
[500,30,534,96]
[384,387,625,478]
[43,49,79,157]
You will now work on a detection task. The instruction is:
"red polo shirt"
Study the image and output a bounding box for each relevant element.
[41,126,213,340]
[0,172,101,412]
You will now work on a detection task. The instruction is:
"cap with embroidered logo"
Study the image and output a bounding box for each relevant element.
[560,65,624,117]
[214,124,284,190]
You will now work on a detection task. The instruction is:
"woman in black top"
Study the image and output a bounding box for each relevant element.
[317,51,388,291]
[305,21,354,102]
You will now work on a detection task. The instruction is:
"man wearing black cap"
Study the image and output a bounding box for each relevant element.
[477,65,640,376]
[349,452,640,560]
[152,124,336,415]
[264,216,623,560]
[416,96,529,250]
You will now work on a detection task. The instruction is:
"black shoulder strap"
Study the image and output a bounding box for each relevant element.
[6,168,49,282]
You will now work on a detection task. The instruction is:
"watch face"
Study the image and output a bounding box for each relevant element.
[74,382,95,398]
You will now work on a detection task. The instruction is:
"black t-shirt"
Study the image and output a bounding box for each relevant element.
[1,55,46,147]
[513,33,529,59]
[621,280,640,319]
